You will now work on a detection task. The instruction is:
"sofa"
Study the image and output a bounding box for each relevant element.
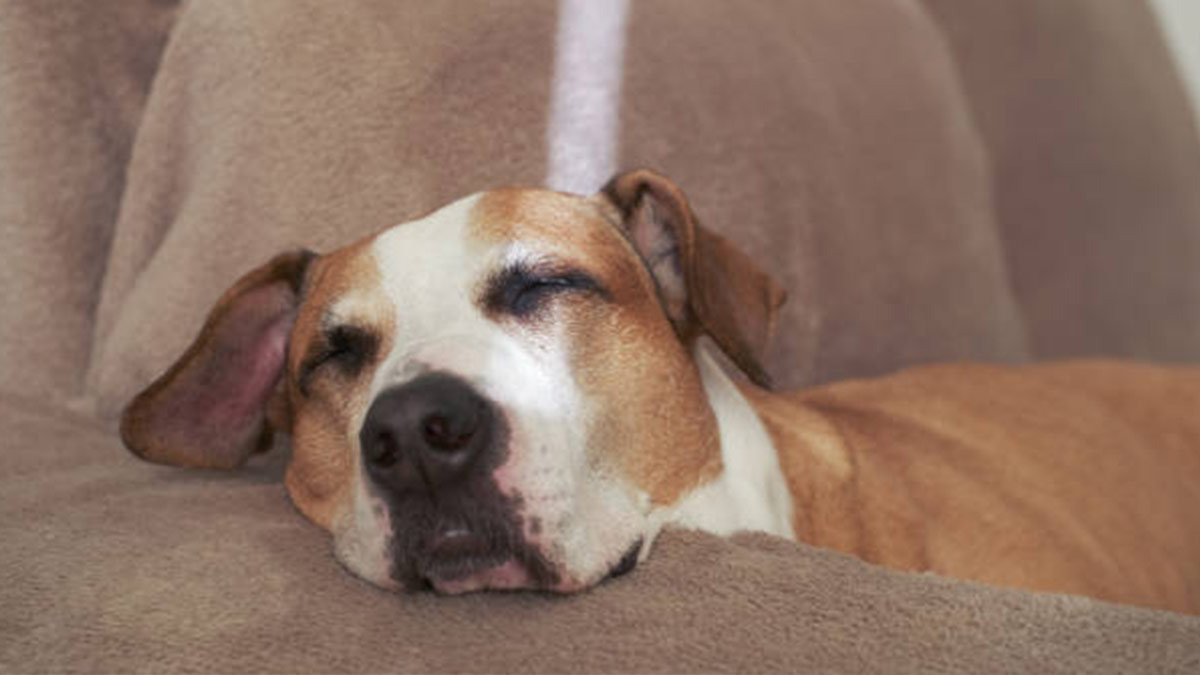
[2,1,1199,672]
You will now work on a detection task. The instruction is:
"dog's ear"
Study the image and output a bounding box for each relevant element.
[120,250,316,469]
[600,169,787,387]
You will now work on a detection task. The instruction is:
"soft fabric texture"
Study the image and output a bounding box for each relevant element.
[0,0,178,401]
[3,395,1198,674]
[3,0,1200,672]
[924,0,1200,361]
[84,0,1030,416]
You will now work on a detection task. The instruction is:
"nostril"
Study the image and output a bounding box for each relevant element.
[421,413,474,451]
[368,430,400,468]
[360,374,495,492]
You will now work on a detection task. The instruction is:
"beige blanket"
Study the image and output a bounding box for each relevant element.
[3,394,1198,673]
[2,0,1199,672]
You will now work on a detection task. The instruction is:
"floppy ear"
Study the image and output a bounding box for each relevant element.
[600,169,787,387]
[120,250,316,469]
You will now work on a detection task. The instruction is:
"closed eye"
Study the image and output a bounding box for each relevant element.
[484,263,609,319]
[297,324,378,395]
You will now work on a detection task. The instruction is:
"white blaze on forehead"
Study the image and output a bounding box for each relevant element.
[364,192,567,404]
[329,194,490,587]
[360,195,654,586]
[370,193,486,343]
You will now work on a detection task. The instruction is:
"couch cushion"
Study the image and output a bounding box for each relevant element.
[2,394,1197,673]
[923,0,1200,361]
[616,0,1028,387]
[85,0,1027,416]
[0,0,179,402]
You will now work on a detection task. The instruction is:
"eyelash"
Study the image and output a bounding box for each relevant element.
[492,267,605,318]
[297,266,602,391]
[298,325,376,394]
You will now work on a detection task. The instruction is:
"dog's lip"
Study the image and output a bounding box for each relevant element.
[427,527,486,559]
[431,527,472,545]
[427,523,492,559]
[418,527,511,585]
[606,538,643,580]
[407,531,640,593]
[427,559,534,594]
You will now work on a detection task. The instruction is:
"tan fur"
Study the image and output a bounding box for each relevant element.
[743,361,1200,613]
[601,169,787,387]
[122,175,1200,606]
[470,190,722,505]
[284,237,394,530]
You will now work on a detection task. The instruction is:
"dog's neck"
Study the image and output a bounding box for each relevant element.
[667,342,796,539]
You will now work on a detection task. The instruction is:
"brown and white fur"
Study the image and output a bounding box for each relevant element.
[121,170,1200,612]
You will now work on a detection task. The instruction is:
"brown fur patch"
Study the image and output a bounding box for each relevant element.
[746,361,1200,614]
[469,189,723,505]
[284,235,396,530]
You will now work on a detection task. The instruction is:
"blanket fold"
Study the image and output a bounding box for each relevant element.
[3,1,1200,672]
[2,396,1197,673]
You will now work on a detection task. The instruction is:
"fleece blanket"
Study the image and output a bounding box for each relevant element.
[2,394,1198,673]
[923,0,1200,361]
[3,0,1200,672]
[81,0,1034,411]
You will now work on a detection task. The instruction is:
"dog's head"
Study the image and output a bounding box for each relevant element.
[121,170,785,593]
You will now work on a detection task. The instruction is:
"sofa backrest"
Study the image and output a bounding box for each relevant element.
[81,0,1026,416]
[1,0,1196,414]
[924,0,1200,362]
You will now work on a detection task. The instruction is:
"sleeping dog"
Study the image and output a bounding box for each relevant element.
[121,170,1200,612]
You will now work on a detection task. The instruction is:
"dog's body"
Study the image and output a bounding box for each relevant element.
[741,360,1200,613]
[121,170,1200,612]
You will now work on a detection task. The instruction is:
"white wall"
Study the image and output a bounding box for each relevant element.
[1150,0,1200,132]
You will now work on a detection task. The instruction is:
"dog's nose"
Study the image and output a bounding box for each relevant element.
[359,373,495,493]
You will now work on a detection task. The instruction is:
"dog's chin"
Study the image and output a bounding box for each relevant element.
[385,529,645,595]
[422,558,535,594]
[417,537,644,595]
[388,525,551,593]
[410,529,531,593]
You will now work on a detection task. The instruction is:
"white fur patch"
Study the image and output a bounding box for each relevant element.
[669,342,796,539]
[332,484,399,590]
[326,194,482,586]
[331,196,792,592]
[338,197,651,589]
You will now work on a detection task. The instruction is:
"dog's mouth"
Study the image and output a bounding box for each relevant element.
[374,443,644,594]
[605,539,643,580]
[424,528,494,575]
[393,516,559,593]
[396,521,643,594]
[416,527,525,590]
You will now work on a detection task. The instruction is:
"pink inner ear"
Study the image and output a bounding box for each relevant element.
[140,280,299,467]
[200,305,293,431]
[629,197,687,321]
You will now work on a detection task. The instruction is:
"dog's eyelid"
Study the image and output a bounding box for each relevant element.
[324,322,373,346]
[296,322,379,395]
[482,261,610,319]
[525,258,609,294]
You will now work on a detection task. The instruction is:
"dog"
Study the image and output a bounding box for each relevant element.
[121,169,1200,612]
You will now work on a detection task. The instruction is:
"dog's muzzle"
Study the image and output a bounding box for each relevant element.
[358,372,557,591]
